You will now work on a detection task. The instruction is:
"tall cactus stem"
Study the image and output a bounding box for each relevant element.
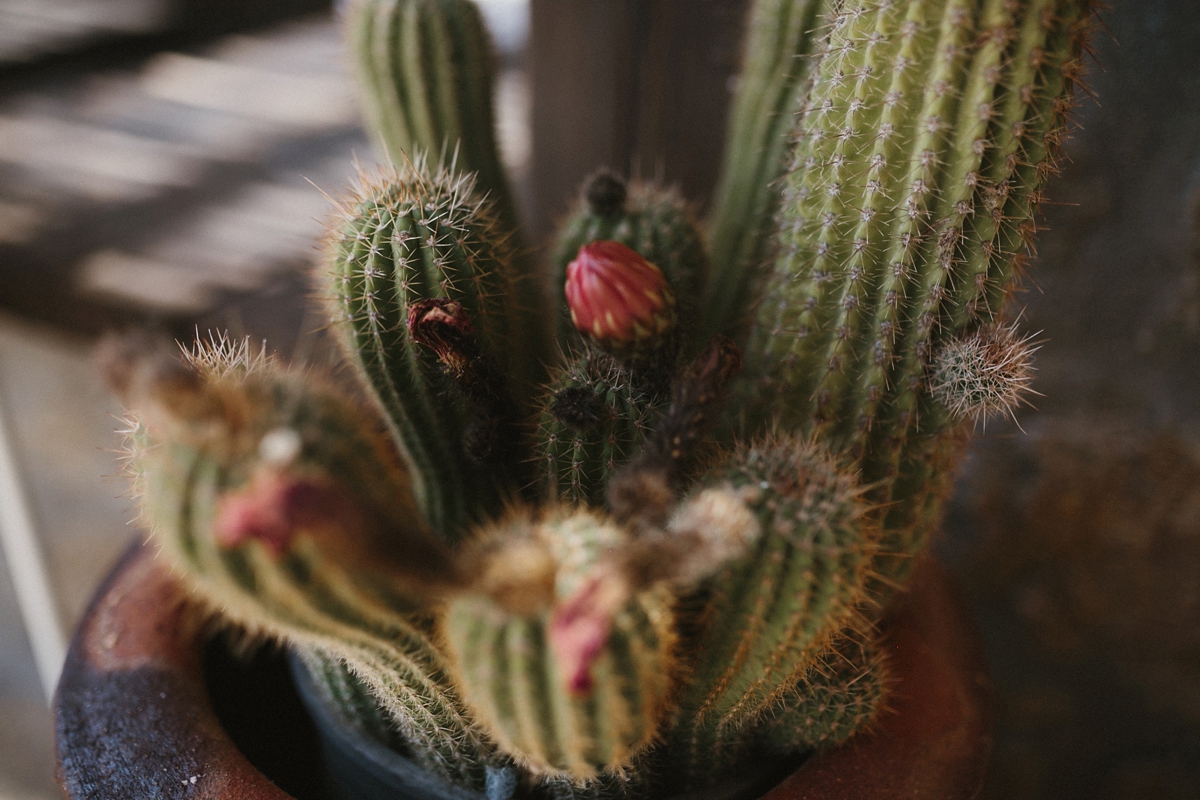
[749,0,1092,583]
[345,0,549,405]
[347,0,519,234]
[704,0,831,341]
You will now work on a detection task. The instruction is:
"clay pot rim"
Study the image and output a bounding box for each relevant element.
[288,650,804,800]
[53,541,992,800]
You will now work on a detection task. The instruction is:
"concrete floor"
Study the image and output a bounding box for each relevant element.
[0,14,369,334]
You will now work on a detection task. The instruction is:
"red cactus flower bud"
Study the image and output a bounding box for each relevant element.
[565,241,676,351]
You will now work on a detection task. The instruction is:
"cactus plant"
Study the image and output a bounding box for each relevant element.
[108,0,1093,797]
[704,0,833,341]
[552,172,709,355]
[535,351,666,509]
[746,0,1088,583]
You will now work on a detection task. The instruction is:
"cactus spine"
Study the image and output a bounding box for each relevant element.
[929,321,1038,425]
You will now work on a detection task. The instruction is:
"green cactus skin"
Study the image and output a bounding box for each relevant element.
[126,343,496,787]
[704,0,832,341]
[535,353,666,509]
[445,591,674,780]
[664,435,877,785]
[754,630,887,752]
[323,158,525,541]
[652,629,885,784]
[295,645,409,750]
[344,0,550,415]
[195,543,492,786]
[747,0,1091,581]
[551,174,709,354]
[443,509,676,781]
[346,0,519,234]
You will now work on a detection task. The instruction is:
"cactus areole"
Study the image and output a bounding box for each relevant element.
[85,1,1094,798]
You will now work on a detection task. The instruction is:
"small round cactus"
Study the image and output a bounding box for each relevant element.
[929,322,1038,425]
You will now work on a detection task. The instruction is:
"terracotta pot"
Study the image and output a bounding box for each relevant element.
[54,541,992,800]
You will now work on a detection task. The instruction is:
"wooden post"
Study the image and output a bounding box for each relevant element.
[528,0,749,243]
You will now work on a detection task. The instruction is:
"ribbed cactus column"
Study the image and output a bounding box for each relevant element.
[443,510,677,780]
[749,0,1091,579]
[322,159,521,540]
[666,435,878,785]
[662,629,885,784]
[754,630,886,751]
[345,0,549,395]
[446,591,674,780]
[704,0,832,340]
[346,0,518,233]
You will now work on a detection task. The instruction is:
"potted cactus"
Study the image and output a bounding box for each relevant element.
[55,0,1094,797]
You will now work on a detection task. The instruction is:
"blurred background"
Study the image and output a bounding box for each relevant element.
[0,1,1197,798]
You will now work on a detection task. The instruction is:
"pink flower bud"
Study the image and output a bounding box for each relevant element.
[213,468,360,556]
[565,241,676,351]
[548,568,630,695]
